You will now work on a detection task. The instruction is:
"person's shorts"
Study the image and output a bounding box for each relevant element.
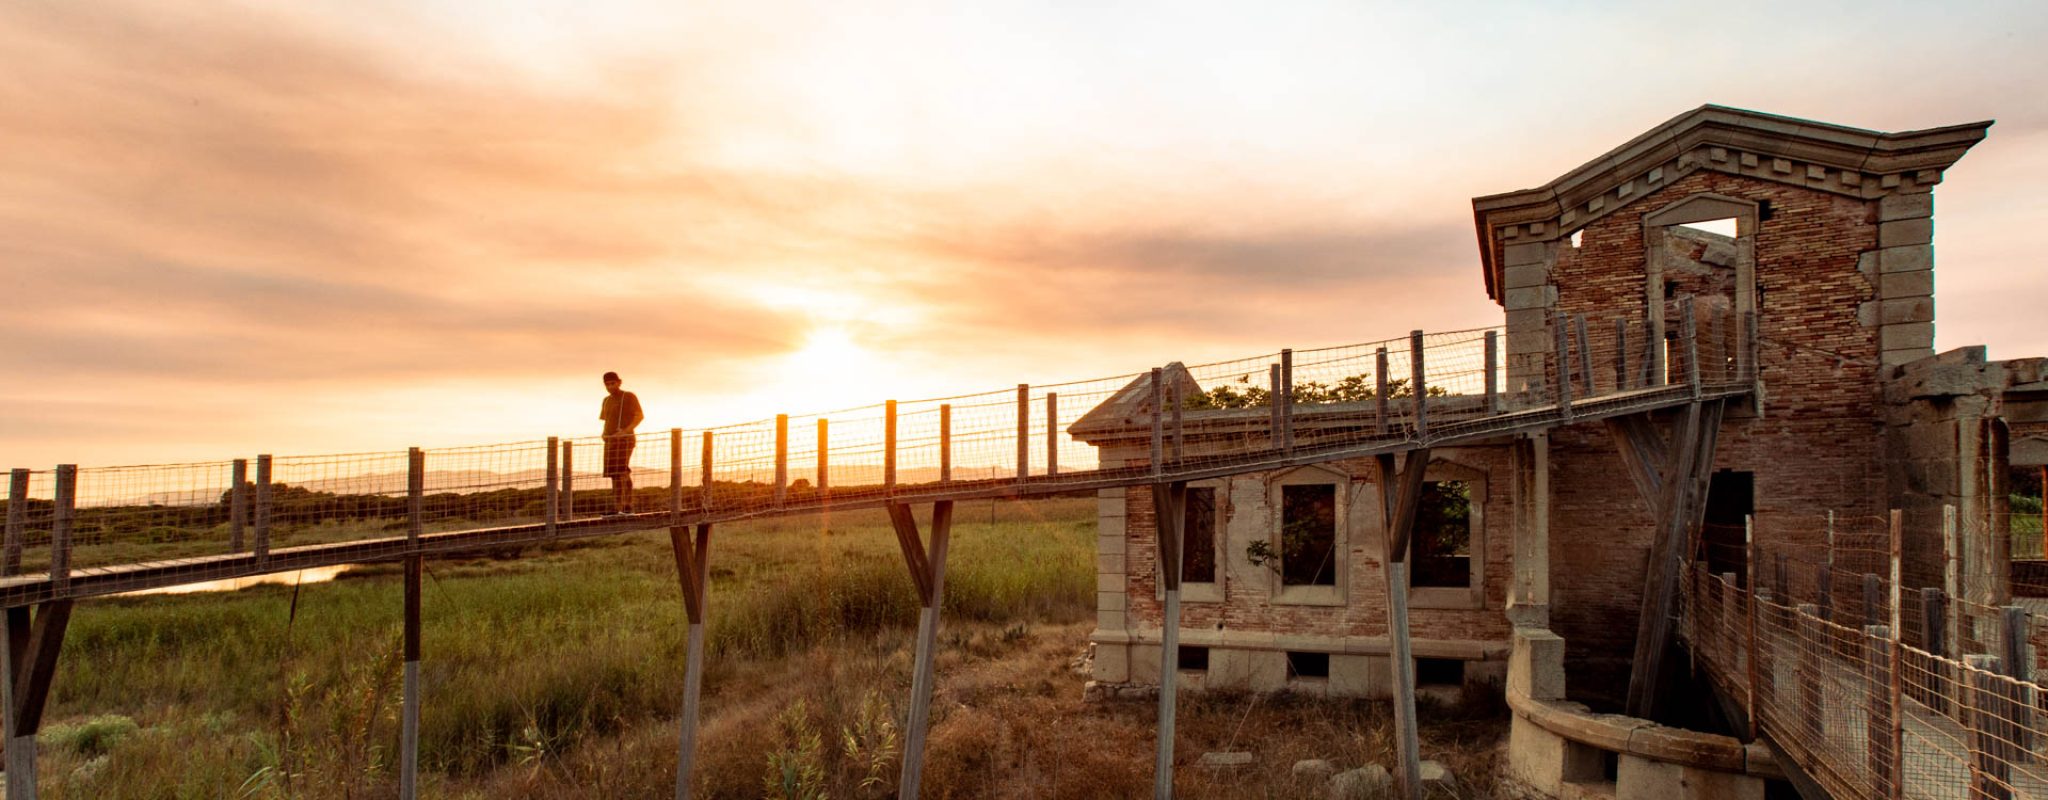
[604,435,636,477]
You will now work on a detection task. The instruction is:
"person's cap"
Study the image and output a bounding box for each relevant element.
[602,371,621,382]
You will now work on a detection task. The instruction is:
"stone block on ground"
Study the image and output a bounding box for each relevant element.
[1420,759,1458,797]
[1292,758,1335,781]
[1329,764,1392,799]
[1199,751,1252,768]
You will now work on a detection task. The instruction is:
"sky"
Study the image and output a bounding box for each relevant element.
[5,0,2048,468]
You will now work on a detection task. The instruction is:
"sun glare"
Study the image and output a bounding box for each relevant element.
[775,327,886,410]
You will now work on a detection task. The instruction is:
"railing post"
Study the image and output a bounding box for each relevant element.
[774,414,788,507]
[816,420,829,501]
[1152,483,1187,800]
[670,521,714,799]
[4,469,25,575]
[1945,504,1961,651]
[254,455,272,562]
[1965,653,2014,800]
[670,428,684,524]
[545,437,559,538]
[401,553,423,800]
[1280,348,1294,453]
[699,432,714,513]
[1683,297,1701,400]
[1744,517,1760,739]
[229,459,248,553]
[1016,384,1030,484]
[1552,313,1573,420]
[1170,382,1184,464]
[1887,509,1904,800]
[407,447,424,544]
[1864,623,1895,800]
[2000,606,2035,762]
[1817,564,1834,622]
[1410,330,1427,440]
[1613,318,1628,391]
[1484,330,1500,413]
[938,405,952,483]
[1375,347,1391,434]
[1046,393,1059,477]
[1796,602,1823,739]
[1574,315,1592,394]
[1268,363,1283,449]
[559,440,574,520]
[1150,368,1164,479]
[885,400,898,494]
[51,466,72,593]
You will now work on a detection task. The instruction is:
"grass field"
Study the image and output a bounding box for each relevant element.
[25,496,1504,798]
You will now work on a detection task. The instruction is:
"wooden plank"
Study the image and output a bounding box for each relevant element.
[401,555,422,800]
[229,460,247,553]
[2,604,28,798]
[559,442,573,520]
[1745,516,1759,741]
[1624,400,1704,718]
[699,432,714,511]
[1269,364,1283,448]
[898,502,953,800]
[1614,318,1629,391]
[670,522,713,800]
[1553,314,1573,419]
[1683,297,1701,399]
[1575,315,1593,394]
[888,504,933,607]
[1150,368,1165,477]
[1605,415,1669,511]
[5,469,27,575]
[1170,383,1184,463]
[671,428,685,522]
[1376,450,1431,800]
[1151,482,1186,800]
[816,420,829,499]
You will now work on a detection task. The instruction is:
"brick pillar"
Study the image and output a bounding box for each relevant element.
[1507,432,1551,628]
[1092,486,1131,683]
[1500,236,1559,404]
[1869,186,1935,366]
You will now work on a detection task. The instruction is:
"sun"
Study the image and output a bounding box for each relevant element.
[775,326,886,410]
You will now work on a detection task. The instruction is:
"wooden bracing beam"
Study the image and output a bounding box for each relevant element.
[669,523,714,800]
[8,600,71,737]
[889,502,953,799]
[1151,482,1187,799]
[1608,400,1726,719]
[669,523,713,625]
[1375,449,1431,800]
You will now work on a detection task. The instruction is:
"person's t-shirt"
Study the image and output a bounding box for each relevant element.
[600,391,644,436]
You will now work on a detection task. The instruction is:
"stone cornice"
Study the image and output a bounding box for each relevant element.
[1474,105,1992,302]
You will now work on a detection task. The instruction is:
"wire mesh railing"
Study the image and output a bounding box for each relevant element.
[2,300,1757,601]
[1685,508,2048,800]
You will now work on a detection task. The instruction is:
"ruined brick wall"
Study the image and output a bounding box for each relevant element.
[1119,446,1515,647]
[1529,170,1891,701]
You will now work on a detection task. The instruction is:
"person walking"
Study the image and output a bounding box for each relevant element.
[599,371,644,516]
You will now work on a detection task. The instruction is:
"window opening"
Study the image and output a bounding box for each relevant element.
[1178,645,1209,672]
[1280,484,1337,586]
[1700,470,1753,582]
[1287,651,1330,679]
[1183,487,1217,584]
[1415,657,1465,686]
[1411,481,1472,588]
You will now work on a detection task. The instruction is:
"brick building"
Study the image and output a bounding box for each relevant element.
[1075,106,2043,794]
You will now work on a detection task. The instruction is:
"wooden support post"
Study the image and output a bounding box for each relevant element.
[251,454,272,561]
[1795,603,1824,739]
[1683,297,1701,400]
[1817,565,1834,623]
[1965,653,2014,800]
[1279,348,1294,453]
[545,437,559,538]
[670,522,713,799]
[1150,368,1165,479]
[1614,318,1629,391]
[1622,400,1723,718]
[1375,347,1391,434]
[1888,510,1905,800]
[1409,331,1427,440]
[229,459,247,552]
[1864,624,1895,799]
[1945,504,1961,651]
[401,555,422,800]
[1745,516,1760,740]
[4,599,71,800]
[774,414,788,506]
[2000,606,2035,763]
[1046,393,1059,477]
[1484,330,1500,413]
[1918,587,1951,714]
[560,440,574,520]
[407,448,424,544]
[1552,314,1573,419]
[699,432,714,513]
[671,429,684,523]
[891,502,953,800]
[1773,552,1788,604]
[1152,482,1187,800]
[1574,315,1593,394]
[1863,573,1882,631]
[886,400,899,493]
[1376,449,1431,800]
[50,465,73,593]
[5,470,27,575]
[1016,385,1030,484]
[1268,364,1283,448]
[939,405,952,483]
[816,420,829,501]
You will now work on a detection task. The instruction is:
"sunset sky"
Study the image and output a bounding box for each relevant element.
[6,1,2048,468]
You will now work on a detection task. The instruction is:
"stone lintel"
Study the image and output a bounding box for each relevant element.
[1879,218,1934,248]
